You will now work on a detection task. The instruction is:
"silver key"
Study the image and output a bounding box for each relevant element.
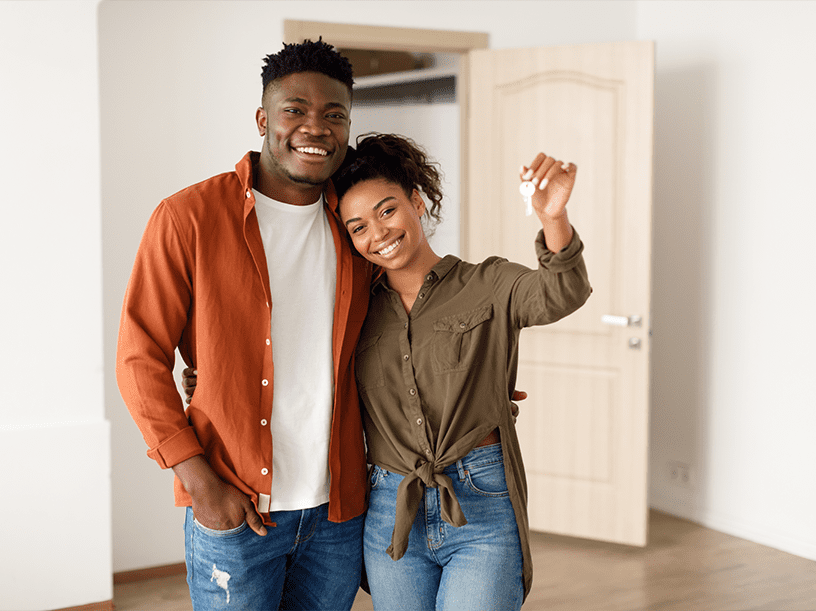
[519,181,536,216]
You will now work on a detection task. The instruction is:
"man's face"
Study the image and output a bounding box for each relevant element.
[256,71,351,190]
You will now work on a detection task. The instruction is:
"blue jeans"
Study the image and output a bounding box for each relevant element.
[364,444,524,611]
[183,503,363,610]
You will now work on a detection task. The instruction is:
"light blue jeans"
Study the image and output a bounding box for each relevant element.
[364,444,524,611]
[183,502,363,610]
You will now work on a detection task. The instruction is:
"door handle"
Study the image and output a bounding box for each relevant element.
[601,314,642,327]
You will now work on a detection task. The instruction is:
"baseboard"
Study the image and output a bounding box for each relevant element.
[650,497,816,562]
[113,561,187,584]
[53,601,113,611]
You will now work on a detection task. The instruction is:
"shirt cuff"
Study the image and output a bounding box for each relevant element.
[146,426,204,469]
[535,227,585,274]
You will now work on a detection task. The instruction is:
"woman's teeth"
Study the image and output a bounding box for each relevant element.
[377,238,402,256]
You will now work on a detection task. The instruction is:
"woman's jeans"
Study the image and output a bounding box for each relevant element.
[364,444,524,611]
[183,502,363,610]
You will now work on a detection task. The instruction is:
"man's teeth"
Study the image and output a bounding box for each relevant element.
[378,238,402,256]
[297,147,328,156]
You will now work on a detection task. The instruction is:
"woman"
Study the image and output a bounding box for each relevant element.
[184,134,591,609]
[333,134,591,610]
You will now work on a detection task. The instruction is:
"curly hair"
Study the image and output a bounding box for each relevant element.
[334,133,444,226]
[261,38,354,99]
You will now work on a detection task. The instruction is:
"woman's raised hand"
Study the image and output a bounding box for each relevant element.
[520,153,577,221]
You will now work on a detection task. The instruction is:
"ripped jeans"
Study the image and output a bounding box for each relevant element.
[183,503,363,610]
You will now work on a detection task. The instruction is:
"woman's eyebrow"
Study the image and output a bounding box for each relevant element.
[344,197,396,226]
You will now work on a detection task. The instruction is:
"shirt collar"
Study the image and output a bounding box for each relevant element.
[371,255,461,295]
[238,149,357,219]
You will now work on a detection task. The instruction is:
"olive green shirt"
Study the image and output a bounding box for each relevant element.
[355,228,591,600]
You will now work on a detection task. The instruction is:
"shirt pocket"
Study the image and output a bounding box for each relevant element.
[431,304,493,374]
[355,332,385,389]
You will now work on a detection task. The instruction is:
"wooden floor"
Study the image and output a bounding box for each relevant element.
[113,511,816,610]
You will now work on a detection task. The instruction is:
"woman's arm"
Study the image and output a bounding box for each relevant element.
[490,152,590,329]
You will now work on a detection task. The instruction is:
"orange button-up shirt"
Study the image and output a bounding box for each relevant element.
[116,152,372,523]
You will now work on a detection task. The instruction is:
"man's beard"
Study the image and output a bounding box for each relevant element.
[267,136,332,187]
[280,166,325,186]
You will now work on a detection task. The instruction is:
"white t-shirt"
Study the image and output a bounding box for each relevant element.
[253,189,336,512]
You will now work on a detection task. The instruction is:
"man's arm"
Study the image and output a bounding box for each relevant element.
[117,203,265,535]
[117,202,201,463]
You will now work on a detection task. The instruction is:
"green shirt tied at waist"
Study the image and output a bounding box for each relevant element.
[355,228,592,600]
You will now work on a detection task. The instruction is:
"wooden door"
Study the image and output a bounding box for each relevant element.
[466,42,654,546]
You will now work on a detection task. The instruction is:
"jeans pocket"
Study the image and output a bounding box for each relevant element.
[192,517,249,538]
[464,461,509,497]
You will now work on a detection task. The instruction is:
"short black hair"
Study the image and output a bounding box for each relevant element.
[261,38,354,99]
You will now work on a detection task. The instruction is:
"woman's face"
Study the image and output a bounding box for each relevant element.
[339,178,428,271]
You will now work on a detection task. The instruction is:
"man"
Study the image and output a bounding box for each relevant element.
[116,40,371,609]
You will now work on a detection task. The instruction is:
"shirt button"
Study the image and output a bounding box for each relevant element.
[266,339,271,345]
[419,293,425,299]
[416,418,423,425]
[426,274,433,281]
[459,322,467,329]
[404,323,408,329]
[425,449,432,456]
[262,379,269,386]
[403,354,409,361]
[246,190,251,198]
[261,468,269,475]
[260,419,268,426]
[409,388,416,396]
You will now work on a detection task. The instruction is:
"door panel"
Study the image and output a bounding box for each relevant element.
[467,42,654,546]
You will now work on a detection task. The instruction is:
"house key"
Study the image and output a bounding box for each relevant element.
[519,181,536,216]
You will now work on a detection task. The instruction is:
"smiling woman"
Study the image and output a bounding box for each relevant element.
[343,176,440,312]
[338,135,446,310]
[332,133,591,610]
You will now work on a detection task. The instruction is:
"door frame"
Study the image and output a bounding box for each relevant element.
[284,20,488,256]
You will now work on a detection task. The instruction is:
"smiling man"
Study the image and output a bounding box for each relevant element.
[256,70,351,202]
[116,40,372,610]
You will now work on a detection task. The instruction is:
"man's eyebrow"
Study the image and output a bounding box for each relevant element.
[344,197,395,226]
[282,98,349,113]
[325,101,349,112]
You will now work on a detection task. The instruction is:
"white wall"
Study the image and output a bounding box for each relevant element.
[99,0,636,573]
[641,1,816,560]
[0,2,112,609]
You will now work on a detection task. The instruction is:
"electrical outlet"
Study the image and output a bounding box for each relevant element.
[667,461,692,488]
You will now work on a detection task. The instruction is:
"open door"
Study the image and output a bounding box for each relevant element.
[466,42,654,546]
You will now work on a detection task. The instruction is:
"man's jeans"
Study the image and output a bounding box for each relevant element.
[363,443,524,611]
[183,503,363,610]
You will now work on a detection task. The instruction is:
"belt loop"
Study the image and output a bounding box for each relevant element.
[456,459,466,481]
